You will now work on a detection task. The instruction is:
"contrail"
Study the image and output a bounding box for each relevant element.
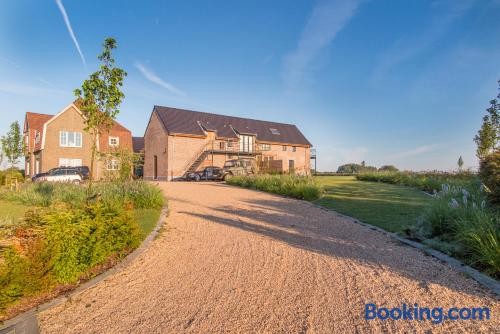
[55,0,86,66]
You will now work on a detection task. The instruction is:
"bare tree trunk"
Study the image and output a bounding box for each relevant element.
[87,131,98,196]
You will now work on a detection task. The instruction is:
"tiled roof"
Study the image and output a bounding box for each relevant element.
[154,106,311,146]
[25,112,53,131]
[132,136,144,153]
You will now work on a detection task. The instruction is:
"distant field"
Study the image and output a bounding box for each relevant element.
[313,176,432,233]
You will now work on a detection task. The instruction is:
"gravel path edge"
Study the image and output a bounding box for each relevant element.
[0,205,169,334]
[307,201,500,297]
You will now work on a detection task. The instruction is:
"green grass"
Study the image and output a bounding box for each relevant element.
[133,208,161,237]
[0,200,30,224]
[314,176,433,233]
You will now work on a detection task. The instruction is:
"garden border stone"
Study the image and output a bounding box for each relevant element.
[0,205,169,334]
[307,202,500,297]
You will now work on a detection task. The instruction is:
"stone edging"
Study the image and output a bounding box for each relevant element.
[0,205,169,334]
[307,202,500,297]
[221,182,500,296]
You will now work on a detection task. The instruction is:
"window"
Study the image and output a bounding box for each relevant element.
[269,128,280,135]
[282,145,287,151]
[292,146,297,152]
[227,141,234,148]
[109,136,119,147]
[260,144,271,151]
[219,141,225,150]
[239,135,254,153]
[35,131,41,144]
[60,131,82,147]
[59,158,82,167]
[107,159,119,171]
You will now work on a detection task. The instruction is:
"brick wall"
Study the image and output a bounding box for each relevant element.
[144,112,169,180]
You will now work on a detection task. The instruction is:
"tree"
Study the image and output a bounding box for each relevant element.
[379,165,398,172]
[474,80,499,159]
[0,146,4,168]
[361,160,366,167]
[74,38,127,193]
[457,156,464,171]
[1,121,23,179]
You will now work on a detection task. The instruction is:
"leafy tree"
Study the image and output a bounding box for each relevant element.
[457,156,464,171]
[379,165,398,172]
[337,163,376,174]
[74,38,127,192]
[361,160,366,167]
[0,146,4,168]
[474,80,499,159]
[1,121,23,179]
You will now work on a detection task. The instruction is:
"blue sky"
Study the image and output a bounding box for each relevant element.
[1,0,499,171]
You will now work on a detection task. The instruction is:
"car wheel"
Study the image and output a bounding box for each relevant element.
[224,173,232,181]
[194,174,201,182]
[73,179,81,185]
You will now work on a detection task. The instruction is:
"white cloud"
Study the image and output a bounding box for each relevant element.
[134,62,186,97]
[284,0,361,90]
[55,0,86,66]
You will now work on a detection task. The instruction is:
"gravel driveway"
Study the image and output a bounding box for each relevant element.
[39,182,498,333]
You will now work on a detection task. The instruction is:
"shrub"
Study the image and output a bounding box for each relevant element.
[378,165,398,172]
[0,181,163,210]
[356,171,480,193]
[0,203,141,312]
[412,183,500,277]
[479,150,500,204]
[227,174,323,201]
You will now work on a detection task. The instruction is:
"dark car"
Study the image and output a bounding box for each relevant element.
[186,166,223,181]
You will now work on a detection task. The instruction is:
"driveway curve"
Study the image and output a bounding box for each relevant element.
[39,182,498,333]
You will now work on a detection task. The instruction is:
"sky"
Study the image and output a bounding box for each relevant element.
[0,0,499,171]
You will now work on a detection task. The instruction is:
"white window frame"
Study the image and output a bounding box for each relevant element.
[261,143,271,151]
[292,146,297,152]
[59,131,82,148]
[107,159,119,171]
[108,136,119,147]
[59,158,82,167]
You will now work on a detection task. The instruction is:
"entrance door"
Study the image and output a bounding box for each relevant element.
[153,155,158,179]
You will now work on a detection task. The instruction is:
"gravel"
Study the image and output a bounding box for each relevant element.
[39,182,499,333]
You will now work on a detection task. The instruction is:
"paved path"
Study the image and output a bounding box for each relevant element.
[39,182,498,333]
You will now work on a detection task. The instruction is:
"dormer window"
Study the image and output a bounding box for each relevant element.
[270,128,280,135]
[109,136,119,147]
[35,131,41,144]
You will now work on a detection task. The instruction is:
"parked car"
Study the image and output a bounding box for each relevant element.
[186,166,223,181]
[222,158,257,180]
[34,168,82,184]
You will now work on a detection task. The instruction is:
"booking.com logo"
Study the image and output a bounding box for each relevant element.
[365,303,491,324]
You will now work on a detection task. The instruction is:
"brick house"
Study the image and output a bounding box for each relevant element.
[23,102,133,179]
[143,106,312,180]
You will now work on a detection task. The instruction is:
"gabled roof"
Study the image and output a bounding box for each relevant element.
[153,106,311,146]
[132,136,144,153]
[25,112,53,131]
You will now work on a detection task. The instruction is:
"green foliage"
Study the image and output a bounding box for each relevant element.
[74,37,127,188]
[474,80,499,159]
[227,174,322,201]
[457,156,464,170]
[479,150,500,204]
[0,181,163,209]
[0,204,141,312]
[0,122,23,174]
[356,171,479,193]
[0,169,24,186]
[411,184,499,277]
[337,163,377,174]
[378,165,398,172]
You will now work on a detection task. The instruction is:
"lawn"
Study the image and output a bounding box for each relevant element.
[0,200,30,224]
[133,208,162,237]
[314,176,433,233]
